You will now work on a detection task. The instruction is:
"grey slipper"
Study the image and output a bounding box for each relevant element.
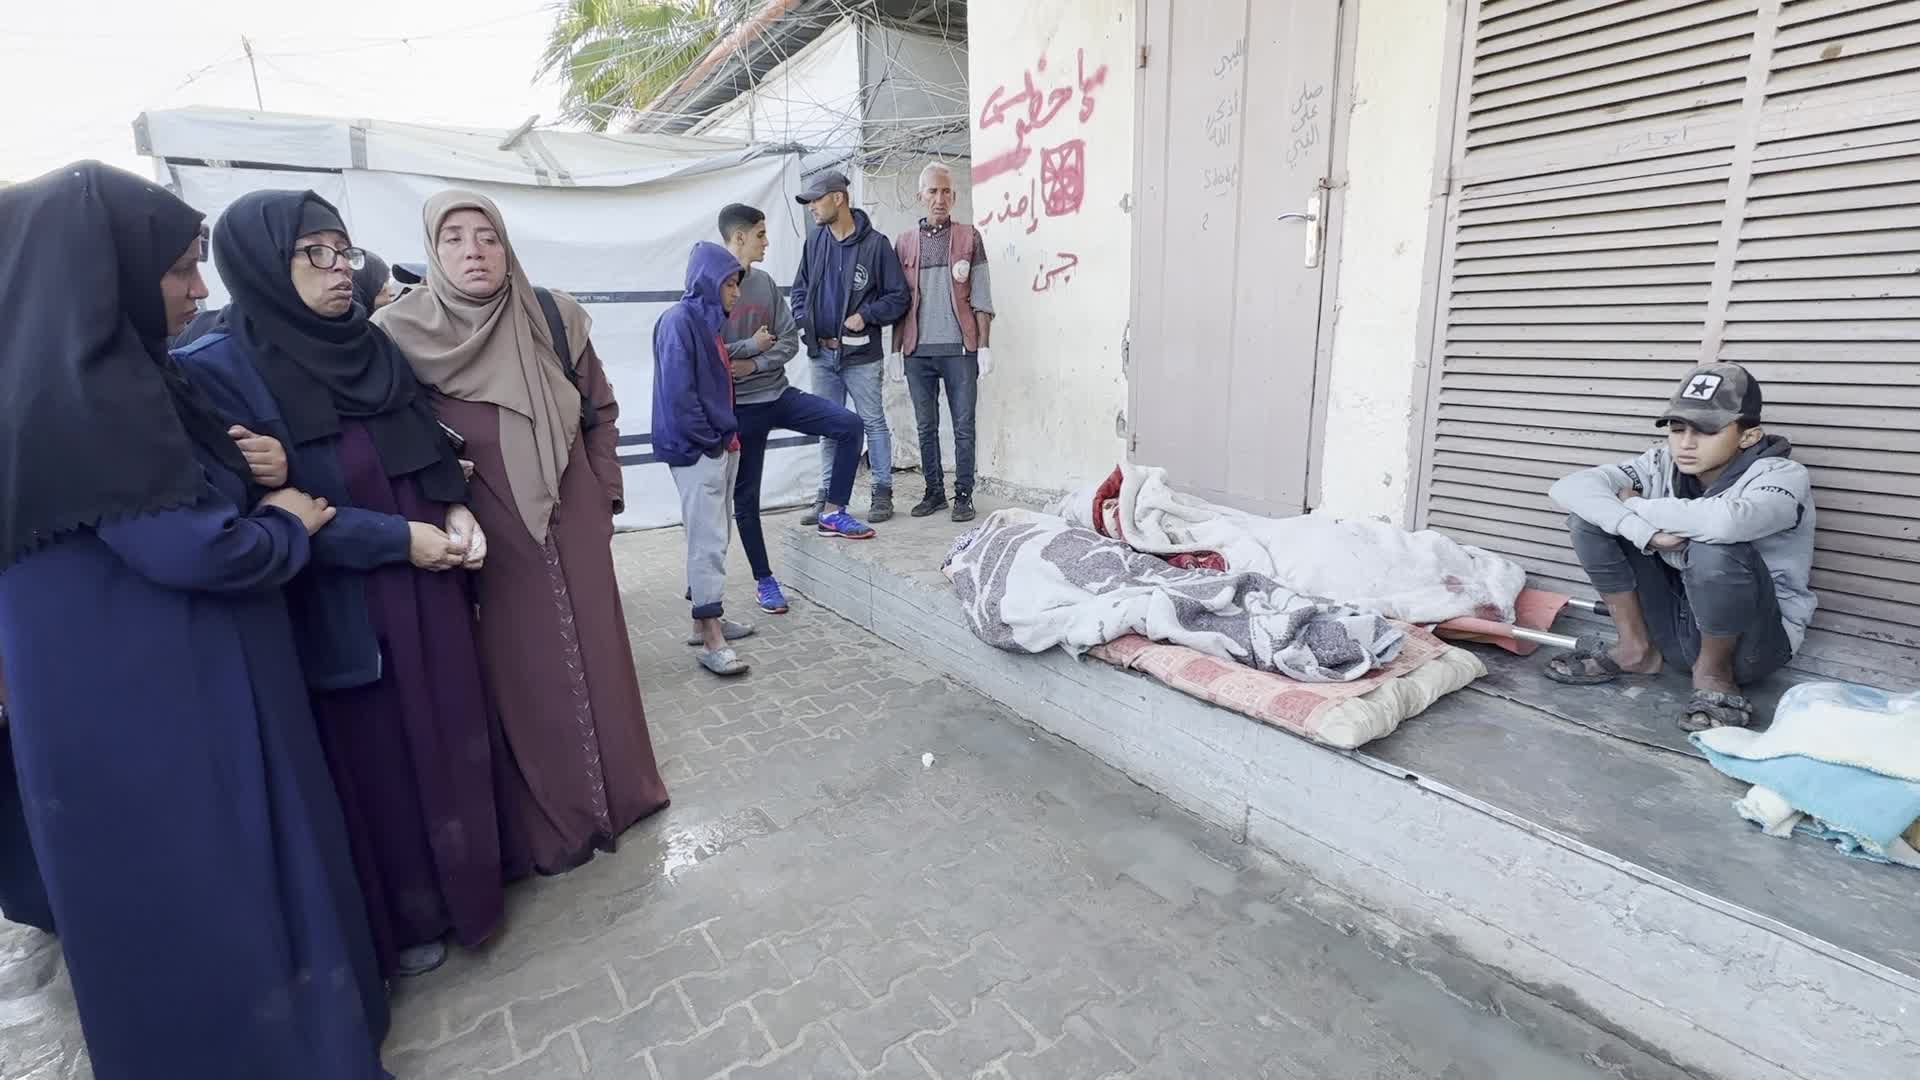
[1679,689,1753,732]
[395,941,447,977]
[700,648,750,677]
[1545,634,1652,686]
[686,619,755,646]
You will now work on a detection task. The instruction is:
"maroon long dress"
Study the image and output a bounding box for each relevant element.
[430,341,669,874]
[313,421,506,974]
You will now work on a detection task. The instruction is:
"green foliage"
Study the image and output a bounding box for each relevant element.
[537,0,734,130]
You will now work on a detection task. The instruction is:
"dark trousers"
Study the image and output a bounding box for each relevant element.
[1567,515,1794,684]
[906,352,979,498]
[0,729,54,932]
[734,388,862,580]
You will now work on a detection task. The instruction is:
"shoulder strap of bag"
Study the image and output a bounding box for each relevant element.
[534,286,595,432]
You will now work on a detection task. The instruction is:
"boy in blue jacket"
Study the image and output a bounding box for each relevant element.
[653,241,755,677]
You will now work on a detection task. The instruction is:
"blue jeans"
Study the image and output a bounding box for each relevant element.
[1567,515,1794,684]
[811,349,891,495]
[734,389,862,580]
[906,352,979,498]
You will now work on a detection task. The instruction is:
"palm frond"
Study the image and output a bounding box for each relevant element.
[537,0,737,130]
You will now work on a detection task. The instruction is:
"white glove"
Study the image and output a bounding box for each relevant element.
[885,351,906,384]
[977,347,994,377]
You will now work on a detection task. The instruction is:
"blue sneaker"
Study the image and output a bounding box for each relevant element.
[817,509,876,540]
[756,576,790,614]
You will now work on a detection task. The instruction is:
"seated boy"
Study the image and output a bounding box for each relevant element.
[653,241,755,677]
[1546,363,1817,731]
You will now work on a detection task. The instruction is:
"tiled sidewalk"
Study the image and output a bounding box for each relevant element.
[0,523,1648,1080]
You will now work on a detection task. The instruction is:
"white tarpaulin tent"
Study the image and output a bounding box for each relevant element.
[136,106,820,530]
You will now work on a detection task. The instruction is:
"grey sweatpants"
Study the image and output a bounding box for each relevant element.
[672,450,740,621]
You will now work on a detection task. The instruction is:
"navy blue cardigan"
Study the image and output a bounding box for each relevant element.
[173,331,440,691]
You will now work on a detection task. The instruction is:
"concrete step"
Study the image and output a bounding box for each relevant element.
[779,499,1920,1080]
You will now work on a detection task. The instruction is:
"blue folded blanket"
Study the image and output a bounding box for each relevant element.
[1692,743,1920,854]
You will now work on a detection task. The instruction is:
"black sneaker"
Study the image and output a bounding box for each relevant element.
[869,487,895,524]
[799,499,825,527]
[911,490,949,518]
[951,495,976,523]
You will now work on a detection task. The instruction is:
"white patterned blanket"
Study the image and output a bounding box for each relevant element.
[942,509,1406,683]
[1054,464,1526,624]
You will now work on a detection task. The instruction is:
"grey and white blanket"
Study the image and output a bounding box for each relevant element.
[943,509,1405,683]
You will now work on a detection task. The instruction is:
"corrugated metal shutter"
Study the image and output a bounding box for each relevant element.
[1418,0,1920,682]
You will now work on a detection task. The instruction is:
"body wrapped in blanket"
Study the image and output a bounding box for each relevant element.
[942,509,1405,683]
[1057,464,1526,625]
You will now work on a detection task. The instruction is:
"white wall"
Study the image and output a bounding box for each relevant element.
[967,0,1135,497]
[1314,0,1453,525]
[952,0,1454,519]
[858,21,973,241]
[856,21,974,319]
[698,96,753,142]
[695,19,864,148]
[862,23,970,156]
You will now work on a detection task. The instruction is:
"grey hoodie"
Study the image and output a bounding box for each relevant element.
[722,266,800,406]
[1550,439,1817,650]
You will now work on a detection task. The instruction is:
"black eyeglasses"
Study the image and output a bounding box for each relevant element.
[296,244,368,271]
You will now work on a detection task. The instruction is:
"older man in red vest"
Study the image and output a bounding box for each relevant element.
[889,161,995,523]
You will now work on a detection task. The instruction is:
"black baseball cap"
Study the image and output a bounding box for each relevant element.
[795,170,851,205]
[1656,363,1763,434]
[392,262,428,285]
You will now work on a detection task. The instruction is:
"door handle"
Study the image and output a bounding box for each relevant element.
[1276,194,1323,269]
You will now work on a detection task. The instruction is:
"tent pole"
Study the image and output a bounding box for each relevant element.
[241,37,263,111]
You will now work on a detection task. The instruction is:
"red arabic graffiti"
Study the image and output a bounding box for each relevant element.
[1031,252,1080,293]
[1039,139,1086,217]
[971,145,1031,189]
[973,49,1110,186]
[975,140,1084,234]
[978,178,1039,234]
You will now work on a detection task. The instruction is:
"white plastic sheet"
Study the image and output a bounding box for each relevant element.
[164,144,820,531]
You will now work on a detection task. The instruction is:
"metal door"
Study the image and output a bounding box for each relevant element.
[1414,0,1920,683]
[1129,0,1345,516]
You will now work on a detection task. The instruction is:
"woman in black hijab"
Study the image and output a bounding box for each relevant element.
[352,249,397,313]
[174,189,508,979]
[0,163,388,1078]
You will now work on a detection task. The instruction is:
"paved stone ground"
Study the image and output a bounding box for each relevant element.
[1,519,1650,1080]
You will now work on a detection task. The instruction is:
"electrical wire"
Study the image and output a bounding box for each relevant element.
[562,0,970,174]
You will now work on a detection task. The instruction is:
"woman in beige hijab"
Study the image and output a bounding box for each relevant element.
[376,191,667,874]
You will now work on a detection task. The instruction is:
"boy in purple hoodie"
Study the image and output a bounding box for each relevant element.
[653,242,755,676]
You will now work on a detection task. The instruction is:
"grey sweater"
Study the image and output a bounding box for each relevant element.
[723,266,800,405]
[1550,444,1818,650]
[910,225,994,358]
